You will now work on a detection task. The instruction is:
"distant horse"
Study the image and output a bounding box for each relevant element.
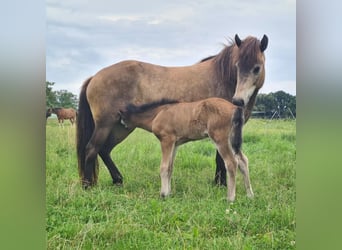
[77,34,268,188]
[46,109,52,120]
[120,97,253,202]
[48,108,77,125]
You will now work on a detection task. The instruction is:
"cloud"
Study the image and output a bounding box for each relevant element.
[46,1,296,95]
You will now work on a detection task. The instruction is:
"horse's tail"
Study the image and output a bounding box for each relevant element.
[76,77,99,185]
[230,106,244,154]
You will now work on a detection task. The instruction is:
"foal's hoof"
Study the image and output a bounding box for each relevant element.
[160,193,170,199]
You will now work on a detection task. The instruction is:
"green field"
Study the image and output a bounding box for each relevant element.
[46,118,296,249]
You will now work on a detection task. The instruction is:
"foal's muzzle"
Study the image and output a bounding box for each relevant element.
[232,98,245,107]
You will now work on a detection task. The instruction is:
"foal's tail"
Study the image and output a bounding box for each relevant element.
[76,77,99,185]
[230,107,244,154]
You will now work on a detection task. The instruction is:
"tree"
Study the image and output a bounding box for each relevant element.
[46,81,58,107]
[55,90,78,109]
[46,81,78,109]
[254,91,296,118]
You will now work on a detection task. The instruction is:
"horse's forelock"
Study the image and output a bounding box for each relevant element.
[238,37,263,69]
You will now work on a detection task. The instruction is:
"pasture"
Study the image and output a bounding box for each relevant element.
[46,118,295,249]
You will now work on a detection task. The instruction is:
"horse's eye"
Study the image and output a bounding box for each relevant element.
[253,66,260,74]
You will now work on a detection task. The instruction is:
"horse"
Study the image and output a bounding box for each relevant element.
[119,97,254,202]
[46,109,52,120]
[48,107,77,126]
[76,34,268,188]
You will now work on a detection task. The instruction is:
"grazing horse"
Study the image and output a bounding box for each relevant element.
[119,97,253,202]
[48,108,77,125]
[46,109,52,120]
[77,34,268,188]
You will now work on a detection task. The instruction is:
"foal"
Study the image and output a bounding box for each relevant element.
[120,97,254,202]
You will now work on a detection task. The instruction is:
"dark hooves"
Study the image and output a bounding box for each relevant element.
[113,179,123,186]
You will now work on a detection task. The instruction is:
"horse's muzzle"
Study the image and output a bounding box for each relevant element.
[232,98,245,107]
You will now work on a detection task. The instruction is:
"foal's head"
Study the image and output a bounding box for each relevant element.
[232,34,268,107]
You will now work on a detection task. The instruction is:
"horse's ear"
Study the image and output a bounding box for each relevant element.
[235,34,242,47]
[260,34,268,52]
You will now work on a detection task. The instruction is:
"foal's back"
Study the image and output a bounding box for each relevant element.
[151,97,237,141]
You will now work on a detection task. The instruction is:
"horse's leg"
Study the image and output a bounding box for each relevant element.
[215,151,227,186]
[98,142,123,185]
[83,125,112,188]
[98,123,135,185]
[159,137,176,197]
[236,151,254,198]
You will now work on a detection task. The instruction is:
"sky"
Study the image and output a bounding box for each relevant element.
[46,0,296,96]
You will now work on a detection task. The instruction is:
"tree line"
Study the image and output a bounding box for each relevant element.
[46,81,296,119]
[46,81,78,109]
[253,90,296,119]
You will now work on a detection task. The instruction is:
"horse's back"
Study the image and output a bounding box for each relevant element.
[60,108,76,118]
[87,59,214,109]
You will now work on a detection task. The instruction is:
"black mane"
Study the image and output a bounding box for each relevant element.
[125,99,179,115]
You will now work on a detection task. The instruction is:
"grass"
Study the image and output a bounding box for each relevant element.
[46,118,296,249]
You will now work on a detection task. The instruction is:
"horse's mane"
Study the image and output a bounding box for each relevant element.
[198,36,261,86]
[198,39,237,86]
[125,99,179,115]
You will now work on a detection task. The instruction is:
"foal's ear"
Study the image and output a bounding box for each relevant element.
[260,34,268,52]
[235,34,242,47]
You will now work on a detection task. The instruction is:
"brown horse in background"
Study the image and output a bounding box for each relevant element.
[46,109,52,120]
[48,108,77,125]
[120,98,254,202]
[77,34,268,188]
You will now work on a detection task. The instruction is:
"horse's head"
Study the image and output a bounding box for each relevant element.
[46,108,52,119]
[232,34,268,107]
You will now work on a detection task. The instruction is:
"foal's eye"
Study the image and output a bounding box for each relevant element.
[253,66,260,74]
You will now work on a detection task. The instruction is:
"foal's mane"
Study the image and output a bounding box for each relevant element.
[125,99,179,115]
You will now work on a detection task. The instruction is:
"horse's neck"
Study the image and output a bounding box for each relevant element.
[244,90,258,122]
[207,58,237,100]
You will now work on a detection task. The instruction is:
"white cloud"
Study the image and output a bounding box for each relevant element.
[46,1,296,96]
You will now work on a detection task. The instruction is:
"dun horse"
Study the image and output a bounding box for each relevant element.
[77,34,268,188]
[120,97,253,202]
[48,108,77,126]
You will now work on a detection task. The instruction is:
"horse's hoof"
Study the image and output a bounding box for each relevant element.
[113,179,123,186]
[213,179,227,187]
[82,180,92,190]
[113,181,123,187]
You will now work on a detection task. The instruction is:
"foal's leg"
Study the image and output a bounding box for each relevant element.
[159,138,176,197]
[211,134,238,202]
[236,151,254,198]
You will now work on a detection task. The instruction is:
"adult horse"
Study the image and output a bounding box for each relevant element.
[48,107,77,125]
[77,34,268,188]
[46,109,52,120]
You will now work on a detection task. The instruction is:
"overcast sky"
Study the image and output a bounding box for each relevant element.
[46,0,296,96]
